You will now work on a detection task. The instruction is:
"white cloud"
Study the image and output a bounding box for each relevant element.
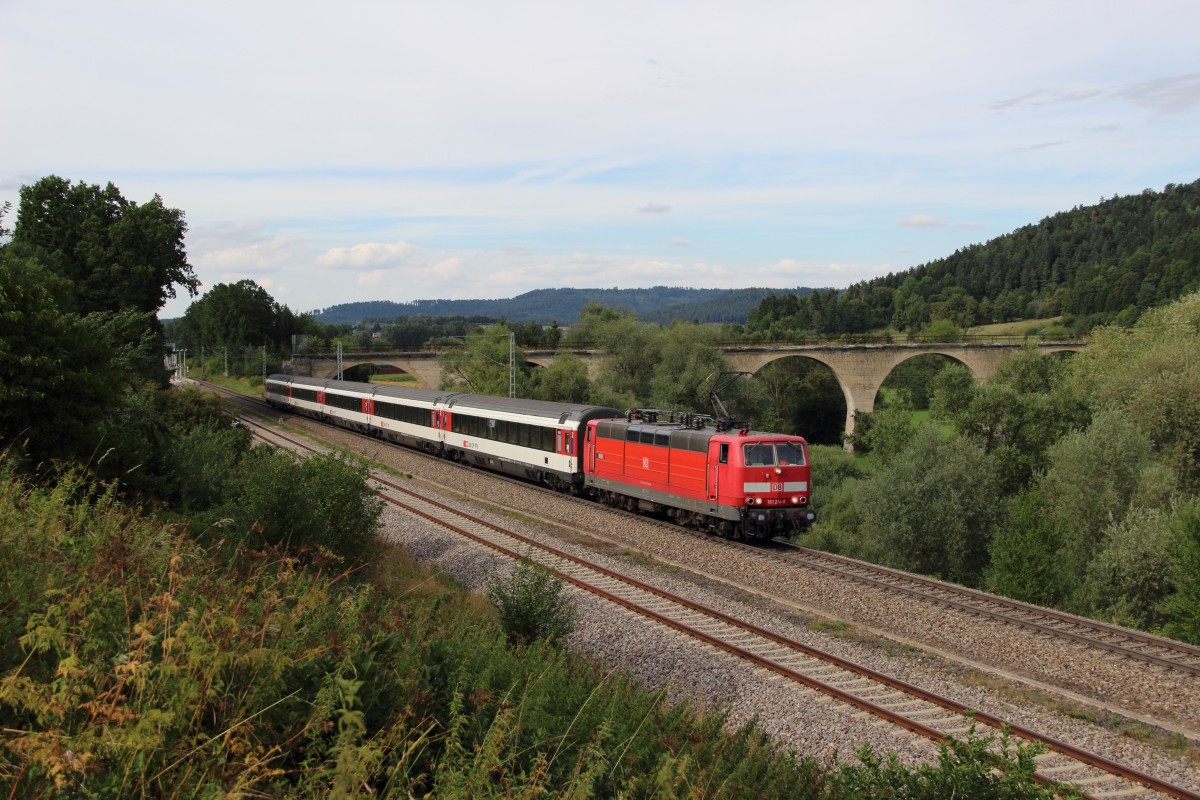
[431,258,464,281]
[188,221,305,276]
[637,202,672,214]
[356,270,390,288]
[316,242,419,270]
[898,214,947,229]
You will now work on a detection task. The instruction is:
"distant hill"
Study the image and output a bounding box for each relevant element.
[313,286,805,326]
[745,178,1200,336]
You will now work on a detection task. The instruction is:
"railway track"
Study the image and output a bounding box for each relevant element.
[769,542,1200,677]
[237,411,1199,800]
[208,381,1200,680]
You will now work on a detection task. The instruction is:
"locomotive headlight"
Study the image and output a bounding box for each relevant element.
[791,496,800,504]
[774,467,782,475]
[754,497,763,505]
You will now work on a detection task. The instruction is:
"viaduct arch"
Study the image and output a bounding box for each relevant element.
[720,343,1083,440]
[289,341,1084,441]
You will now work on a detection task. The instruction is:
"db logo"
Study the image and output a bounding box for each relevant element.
[770,482,784,492]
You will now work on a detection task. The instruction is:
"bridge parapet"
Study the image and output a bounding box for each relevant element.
[287,339,1085,444]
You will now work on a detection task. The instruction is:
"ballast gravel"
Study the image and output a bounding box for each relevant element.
[292,418,1200,790]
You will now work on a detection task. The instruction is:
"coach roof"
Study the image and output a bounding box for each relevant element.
[447,394,622,423]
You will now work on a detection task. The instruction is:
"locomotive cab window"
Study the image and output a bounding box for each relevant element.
[742,443,806,466]
[775,442,806,466]
[719,444,729,464]
[743,443,775,466]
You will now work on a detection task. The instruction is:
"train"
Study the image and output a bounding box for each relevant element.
[264,374,815,539]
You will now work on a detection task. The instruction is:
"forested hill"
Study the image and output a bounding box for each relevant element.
[748,178,1200,337]
[313,286,801,326]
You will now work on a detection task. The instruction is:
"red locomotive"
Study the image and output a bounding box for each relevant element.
[585,409,813,538]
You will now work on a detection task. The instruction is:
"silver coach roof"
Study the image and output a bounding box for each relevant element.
[268,374,459,404]
[267,375,620,422]
[448,393,622,423]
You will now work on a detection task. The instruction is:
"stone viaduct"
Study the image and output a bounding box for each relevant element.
[289,340,1085,440]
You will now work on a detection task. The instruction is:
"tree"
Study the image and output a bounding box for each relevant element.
[595,314,663,405]
[986,490,1069,607]
[0,253,125,465]
[853,398,916,466]
[649,323,731,413]
[931,348,1089,493]
[1080,508,1174,630]
[854,426,1000,585]
[11,176,197,316]
[1161,502,1200,644]
[1037,410,1168,595]
[1072,291,1200,491]
[528,352,591,403]
[182,280,279,351]
[919,318,963,341]
[8,176,199,387]
[438,325,526,396]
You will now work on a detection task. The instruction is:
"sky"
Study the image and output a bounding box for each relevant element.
[3,1,1199,320]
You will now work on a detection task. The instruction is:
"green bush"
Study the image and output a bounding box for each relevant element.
[487,555,577,646]
[211,447,383,564]
[1160,502,1200,644]
[0,463,834,798]
[987,490,1069,607]
[829,727,1080,799]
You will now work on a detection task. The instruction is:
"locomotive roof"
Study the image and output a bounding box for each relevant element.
[597,416,806,443]
[448,393,623,423]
